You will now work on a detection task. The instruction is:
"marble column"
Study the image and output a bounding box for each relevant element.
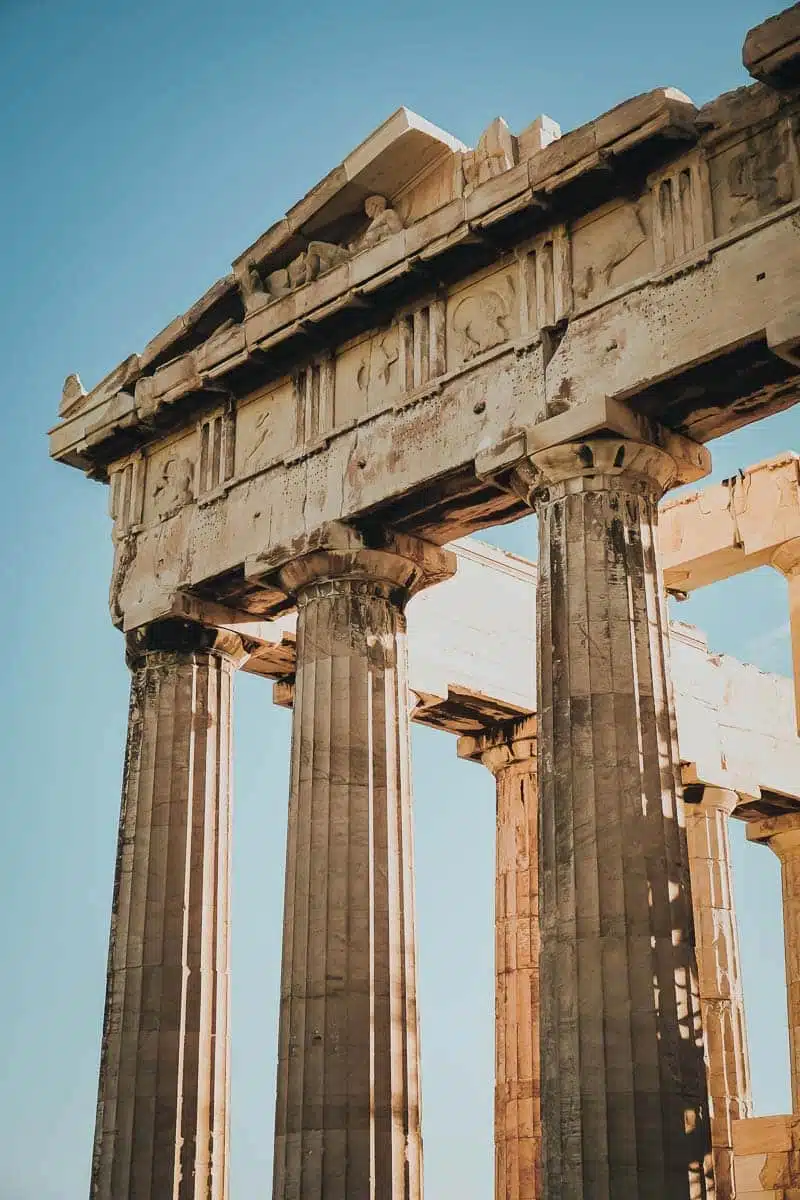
[684,785,752,1200]
[458,715,541,1200]
[271,525,455,1200]
[510,438,713,1199]
[747,811,800,1114]
[90,619,246,1200]
[771,539,800,735]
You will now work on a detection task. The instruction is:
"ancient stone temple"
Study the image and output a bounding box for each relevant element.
[49,4,800,1197]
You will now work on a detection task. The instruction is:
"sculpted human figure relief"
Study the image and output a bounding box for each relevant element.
[462,117,517,194]
[350,193,404,251]
[246,195,405,305]
[60,372,87,417]
[150,455,195,519]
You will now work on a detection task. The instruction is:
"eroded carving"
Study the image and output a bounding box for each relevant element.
[60,373,87,417]
[462,118,517,195]
[235,381,297,474]
[712,120,798,233]
[150,456,194,520]
[335,327,403,427]
[358,334,399,391]
[728,131,795,223]
[245,196,405,305]
[572,202,650,303]
[451,279,515,362]
[241,264,271,315]
[351,194,404,252]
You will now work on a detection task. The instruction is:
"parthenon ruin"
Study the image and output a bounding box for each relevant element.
[49,3,800,1197]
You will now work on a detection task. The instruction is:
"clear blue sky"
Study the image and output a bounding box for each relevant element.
[1,0,798,1196]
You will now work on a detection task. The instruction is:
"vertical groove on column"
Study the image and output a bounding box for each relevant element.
[302,592,332,1199]
[347,632,371,1198]
[286,596,318,1194]
[273,607,305,1199]
[215,656,234,1200]
[90,637,234,1200]
[686,791,752,1200]
[593,489,639,1197]
[535,449,712,1200]
[397,622,422,1198]
[537,499,559,1195]
[784,850,800,1114]
[323,622,351,1192]
[491,748,539,1200]
[273,573,424,1200]
[569,490,610,1196]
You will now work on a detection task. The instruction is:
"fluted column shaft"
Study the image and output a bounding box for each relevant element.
[91,619,243,1200]
[514,438,712,1199]
[271,526,455,1200]
[771,540,800,735]
[747,811,800,1114]
[459,716,540,1200]
[685,787,752,1200]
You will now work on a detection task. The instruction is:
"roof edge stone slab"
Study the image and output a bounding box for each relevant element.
[49,4,800,634]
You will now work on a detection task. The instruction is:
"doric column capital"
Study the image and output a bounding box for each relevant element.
[457,715,537,776]
[124,617,251,669]
[747,811,800,859]
[507,437,680,508]
[772,537,800,579]
[266,522,456,608]
[691,786,740,818]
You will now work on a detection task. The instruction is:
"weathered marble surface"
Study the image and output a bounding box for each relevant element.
[50,10,800,634]
[685,787,753,1200]
[46,7,800,1200]
[270,527,454,1200]
[91,621,245,1200]
[732,1114,800,1197]
[459,717,540,1200]
[516,438,713,1197]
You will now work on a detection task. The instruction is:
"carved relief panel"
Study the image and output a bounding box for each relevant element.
[140,429,199,526]
[571,197,655,308]
[520,226,572,332]
[710,117,799,235]
[335,327,402,428]
[446,267,519,371]
[650,153,713,270]
[235,380,297,477]
[109,455,144,536]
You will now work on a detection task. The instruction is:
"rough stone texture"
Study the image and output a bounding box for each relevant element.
[214,514,800,807]
[661,454,800,734]
[459,716,540,1200]
[91,620,243,1200]
[732,1114,800,1198]
[49,31,800,628]
[748,812,800,1115]
[685,786,753,1200]
[45,10,800,1196]
[516,438,713,1199]
[773,539,800,735]
[743,2,800,88]
[271,528,454,1200]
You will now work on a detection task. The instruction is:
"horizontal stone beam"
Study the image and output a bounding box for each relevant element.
[743,2,800,88]
[661,453,800,592]
[49,26,800,633]
[662,452,800,733]
[209,531,799,808]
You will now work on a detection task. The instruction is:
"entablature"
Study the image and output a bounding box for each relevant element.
[49,6,800,631]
